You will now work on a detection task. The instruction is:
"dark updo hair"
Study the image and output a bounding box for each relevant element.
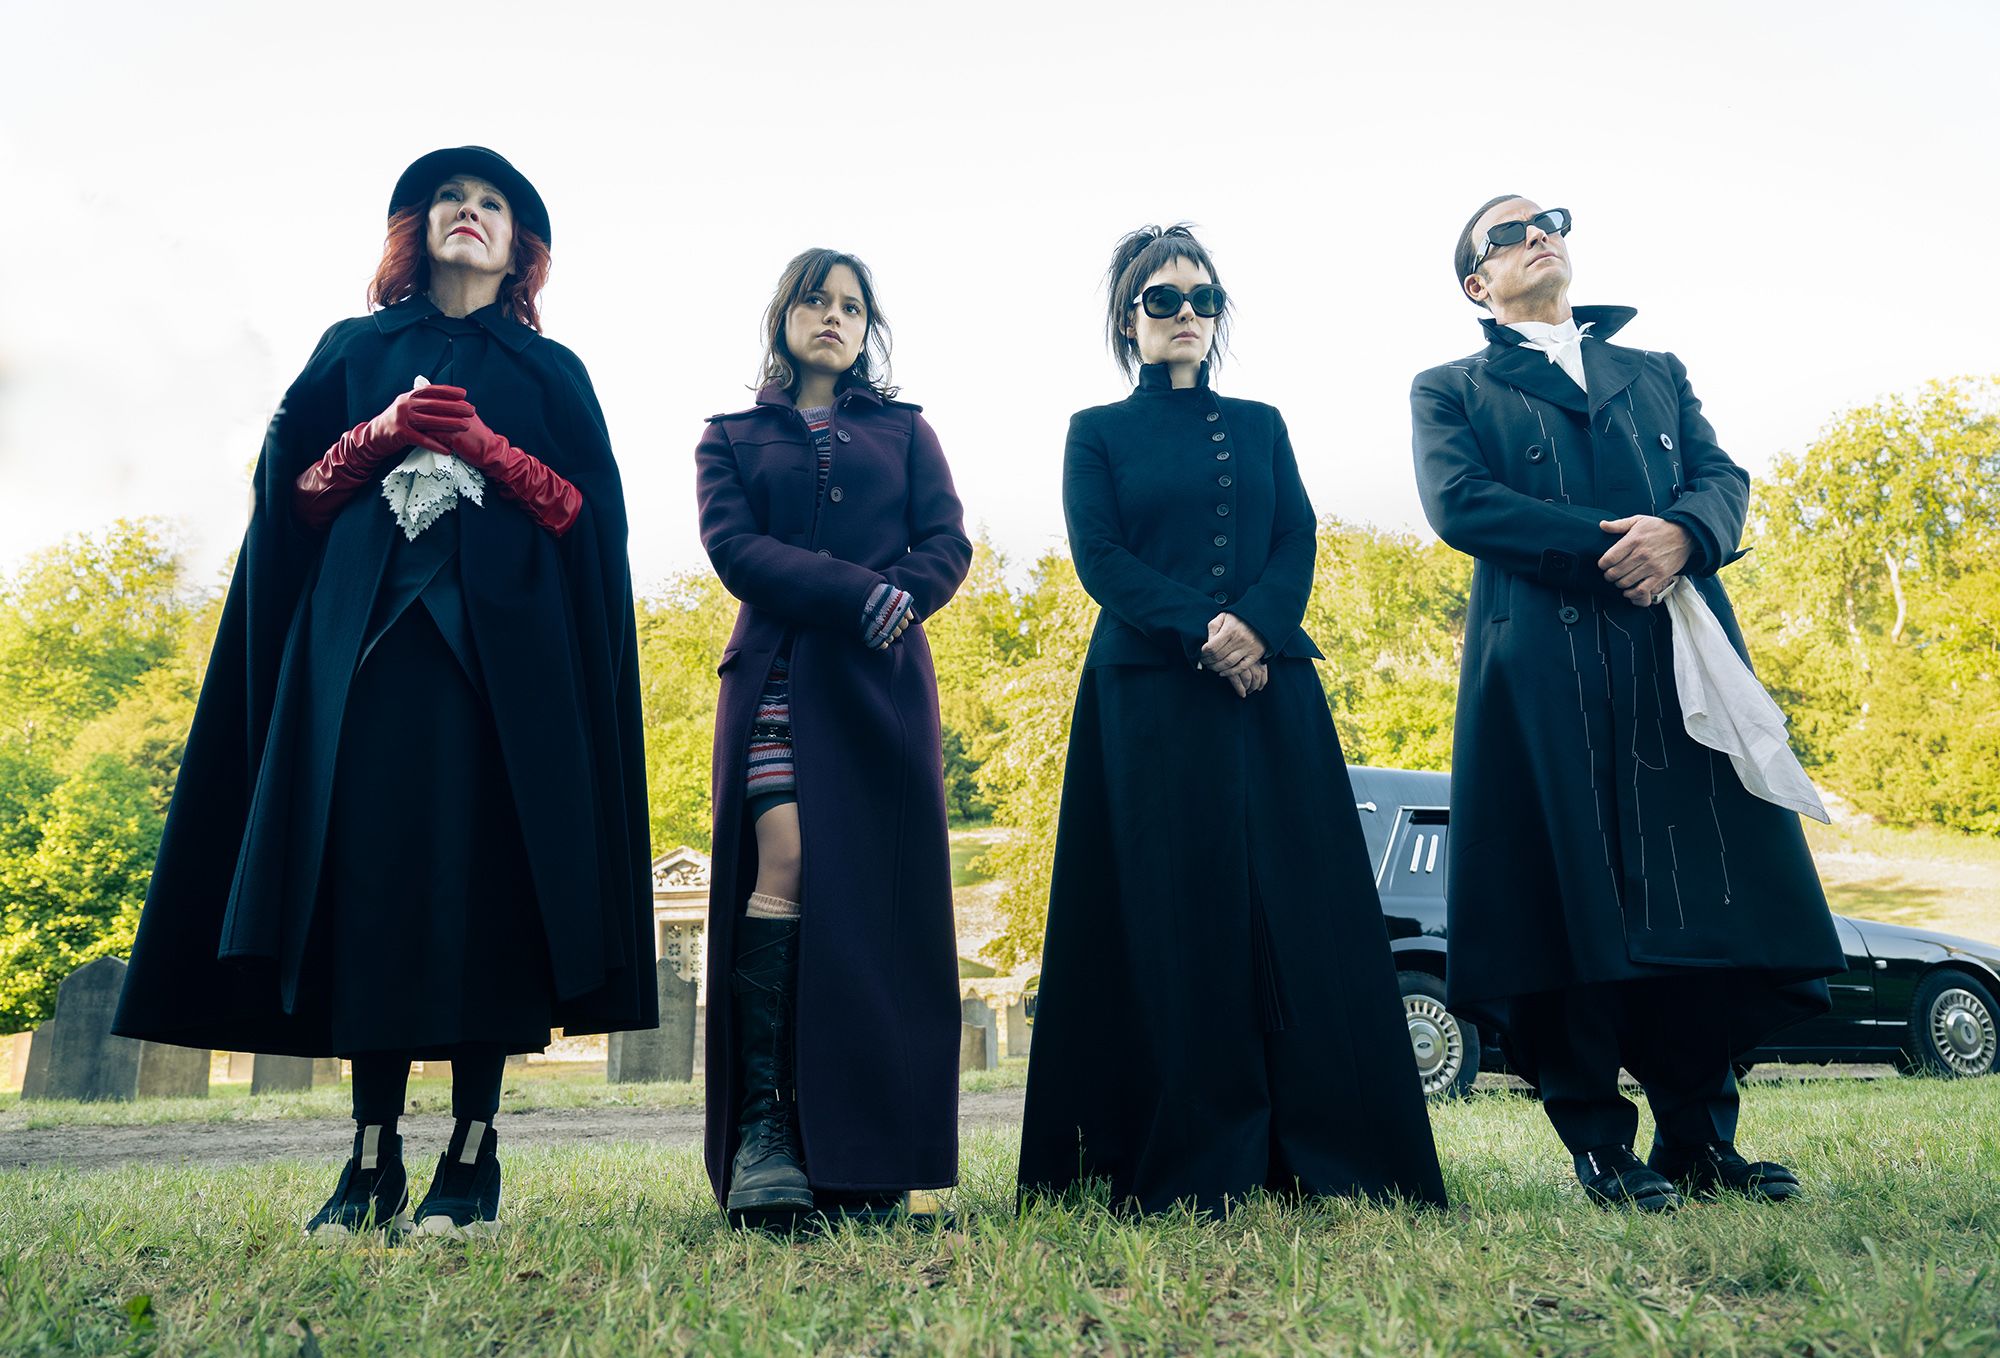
[1104,223,1233,380]
[1454,192,1525,309]
[757,247,896,397]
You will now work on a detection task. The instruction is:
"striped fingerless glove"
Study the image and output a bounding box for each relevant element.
[860,582,916,649]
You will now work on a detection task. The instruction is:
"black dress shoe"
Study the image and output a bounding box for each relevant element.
[1649,1141,1801,1202]
[1574,1145,1683,1212]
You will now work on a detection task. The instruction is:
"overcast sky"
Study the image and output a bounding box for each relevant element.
[2,0,1995,594]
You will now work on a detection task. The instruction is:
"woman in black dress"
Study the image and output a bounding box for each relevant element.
[114,148,655,1238]
[1017,225,1449,1215]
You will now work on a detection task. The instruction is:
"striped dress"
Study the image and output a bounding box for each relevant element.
[744,403,916,807]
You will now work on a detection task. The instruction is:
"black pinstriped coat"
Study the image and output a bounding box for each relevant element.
[1410,306,1842,1047]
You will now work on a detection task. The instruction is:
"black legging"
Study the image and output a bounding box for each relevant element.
[350,1046,507,1125]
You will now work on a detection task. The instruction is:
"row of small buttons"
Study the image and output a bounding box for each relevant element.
[1212,410,1231,599]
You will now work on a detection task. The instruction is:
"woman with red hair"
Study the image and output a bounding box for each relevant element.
[115,148,655,1239]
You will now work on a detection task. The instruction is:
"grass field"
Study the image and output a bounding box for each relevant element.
[3,1076,1997,1356]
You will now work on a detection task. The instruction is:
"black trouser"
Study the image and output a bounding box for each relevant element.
[1505,976,1739,1156]
[350,1046,507,1126]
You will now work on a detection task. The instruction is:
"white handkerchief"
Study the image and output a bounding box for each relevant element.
[1662,579,1829,823]
[377,376,485,540]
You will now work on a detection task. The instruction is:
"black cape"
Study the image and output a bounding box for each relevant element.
[115,297,655,1053]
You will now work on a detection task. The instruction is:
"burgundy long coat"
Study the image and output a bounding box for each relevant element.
[694,383,971,1203]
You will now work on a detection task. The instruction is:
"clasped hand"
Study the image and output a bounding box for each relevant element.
[1598,515,1691,606]
[1201,613,1268,698]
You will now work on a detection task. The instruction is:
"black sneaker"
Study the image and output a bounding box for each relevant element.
[305,1126,411,1238]
[413,1120,502,1238]
[1575,1145,1683,1212]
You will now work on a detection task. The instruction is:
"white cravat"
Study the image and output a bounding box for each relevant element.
[1507,316,1594,392]
[1660,580,1830,823]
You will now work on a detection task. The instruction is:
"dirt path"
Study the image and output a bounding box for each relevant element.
[0,1090,1031,1172]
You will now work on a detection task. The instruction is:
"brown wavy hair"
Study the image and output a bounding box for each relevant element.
[367,206,552,332]
[756,248,895,398]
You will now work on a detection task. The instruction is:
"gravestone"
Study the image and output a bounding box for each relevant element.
[251,1055,316,1094]
[959,996,999,1071]
[607,959,697,1082]
[1004,998,1032,1059]
[1,1032,25,1092]
[136,1041,210,1099]
[20,1023,55,1100]
[226,1052,256,1081]
[505,1053,529,1070]
[40,958,142,1101]
[957,1022,989,1074]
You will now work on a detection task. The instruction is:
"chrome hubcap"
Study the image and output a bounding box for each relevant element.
[1404,995,1464,1096]
[1929,988,1998,1076]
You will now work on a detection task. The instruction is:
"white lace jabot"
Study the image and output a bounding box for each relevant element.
[377,376,485,540]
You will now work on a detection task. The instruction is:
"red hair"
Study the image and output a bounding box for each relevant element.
[367,207,552,332]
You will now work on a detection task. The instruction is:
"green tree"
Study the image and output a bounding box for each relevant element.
[633,573,738,855]
[1736,377,2000,830]
[973,554,1096,969]
[0,755,162,1029]
[1305,520,1470,771]
[0,521,191,752]
[923,536,1025,824]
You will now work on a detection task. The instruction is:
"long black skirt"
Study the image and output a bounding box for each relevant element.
[1017,659,1448,1215]
[301,605,557,1058]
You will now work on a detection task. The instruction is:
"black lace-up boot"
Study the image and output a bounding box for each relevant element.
[725,917,814,1227]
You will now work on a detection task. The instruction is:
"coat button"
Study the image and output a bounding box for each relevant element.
[1206,411,1220,422]
[1218,475,1232,487]
[829,486,844,503]
[1211,432,1226,443]
[1558,605,1580,625]
[836,429,852,443]
[1211,564,1226,576]
[816,548,831,557]
[1659,433,1674,451]
[1216,503,1230,516]
[1543,497,1555,504]
[1526,444,1545,463]
[1215,450,1230,461]
[1671,484,1683,496]
[1213,591,1228,603]
[1214,534,1228,546]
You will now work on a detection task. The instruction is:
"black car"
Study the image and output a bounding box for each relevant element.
[1348,765,2000,1099]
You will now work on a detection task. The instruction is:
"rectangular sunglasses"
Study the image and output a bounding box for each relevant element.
[1133,283,1228,319]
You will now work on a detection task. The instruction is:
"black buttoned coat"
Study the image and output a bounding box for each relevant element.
[1018,364,1447,1216]
[1410,307,1842,1049]
[694,383,971,1205]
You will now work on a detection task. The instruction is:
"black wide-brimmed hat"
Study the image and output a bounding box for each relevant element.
[389,146,551,246]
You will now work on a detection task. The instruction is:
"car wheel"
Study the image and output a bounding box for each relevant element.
[1398,971,1480,1099]
[1907,970,2000,1078]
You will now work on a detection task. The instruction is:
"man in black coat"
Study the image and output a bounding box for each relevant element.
[1410,196,1846,1210]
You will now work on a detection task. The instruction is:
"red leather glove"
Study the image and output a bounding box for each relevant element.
[292,385,473,531]
[446,409,584,537]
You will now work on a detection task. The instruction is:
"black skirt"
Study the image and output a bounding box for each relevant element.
[303,604,557,1058]
[1017,659,1449,1215]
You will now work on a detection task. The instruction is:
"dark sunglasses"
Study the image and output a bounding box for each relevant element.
[1473,208,1573,268]
[1133,283,1228,319]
